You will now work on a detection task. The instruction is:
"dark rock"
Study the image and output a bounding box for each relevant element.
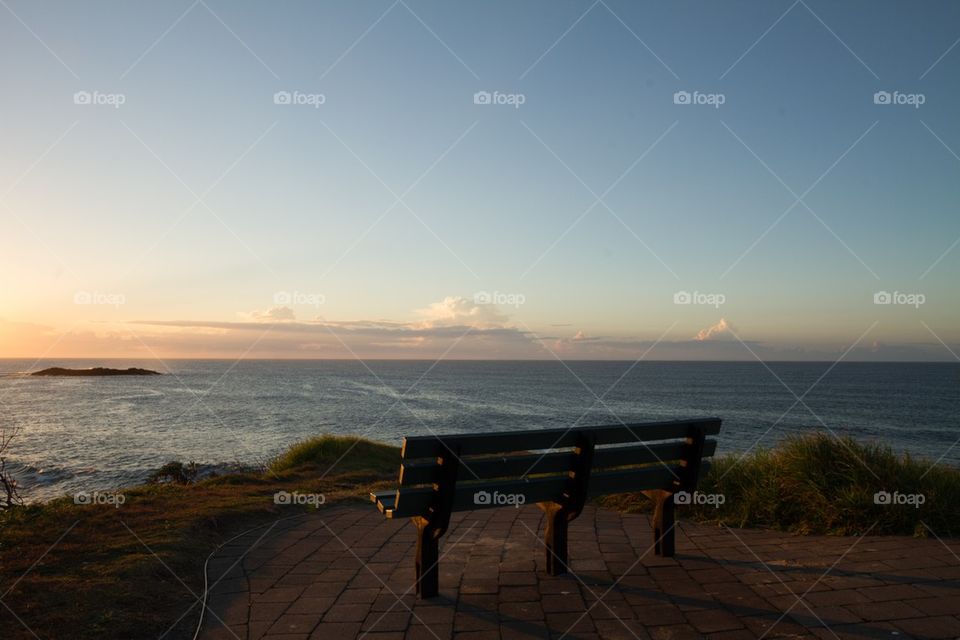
[31,367,161,377]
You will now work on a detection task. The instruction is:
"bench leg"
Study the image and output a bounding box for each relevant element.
[652,492,676,557]
[414,518,440,598]
[542,504,569,575]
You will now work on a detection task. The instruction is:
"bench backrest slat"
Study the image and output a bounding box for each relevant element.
[400,418,721,459]
[399,439,718,487]
[587,460,711,498]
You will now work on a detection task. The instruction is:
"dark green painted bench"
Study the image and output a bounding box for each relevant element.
[371,417,721,598]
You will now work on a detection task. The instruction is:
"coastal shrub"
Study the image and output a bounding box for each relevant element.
[268,435,399,475]
[597,432,960,536]
[694,432,960,536]
[0,424,24,509]
[147,461,199,485]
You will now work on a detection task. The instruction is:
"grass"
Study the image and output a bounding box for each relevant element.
[268,434,399,476]
[599,432,960,537]
[0,435,400,640]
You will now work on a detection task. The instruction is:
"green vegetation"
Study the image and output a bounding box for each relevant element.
[601,432,960,537]
[0,435,400,640]
[268,434,399,476]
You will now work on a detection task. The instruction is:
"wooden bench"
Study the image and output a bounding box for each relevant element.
[371,417,721,598]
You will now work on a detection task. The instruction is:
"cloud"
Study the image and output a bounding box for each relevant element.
[551,329,602,352]
[240,306,296,322]
[695,318,734,342]
[415,296,510,329]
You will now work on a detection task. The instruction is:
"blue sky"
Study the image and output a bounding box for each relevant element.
[1,0,959,360]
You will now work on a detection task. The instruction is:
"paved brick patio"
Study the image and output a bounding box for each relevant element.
[198,505,960,640]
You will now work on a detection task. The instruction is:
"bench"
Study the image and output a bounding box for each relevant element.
[371,417,721,598]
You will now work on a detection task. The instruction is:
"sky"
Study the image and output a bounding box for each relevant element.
[1,0,959,361]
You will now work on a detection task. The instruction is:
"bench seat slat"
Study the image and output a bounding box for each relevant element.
[386,464,685,518]
[398,439,718,486]
[385,476,566,518]
[371,491,396,515]
[401,418,720,459]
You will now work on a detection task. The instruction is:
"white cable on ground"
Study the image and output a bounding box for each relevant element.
[192,513,310,640]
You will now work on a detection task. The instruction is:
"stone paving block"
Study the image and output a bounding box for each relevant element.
[361,611,411,632]
[308,621,361,639]
[893,615,960,639]
[647,623,702,639]
[684,608,744,633]
[266,613,322,635]
[322,603,372,623]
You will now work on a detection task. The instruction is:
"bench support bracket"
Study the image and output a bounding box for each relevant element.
[413,516,440,598]
[541,503,569,575]
[644,489,676,557]
[413,444,460,599]
[539,432,595,576]
[644,422,708,557]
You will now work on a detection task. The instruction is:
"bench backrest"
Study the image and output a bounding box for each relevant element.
[376,418,721,519]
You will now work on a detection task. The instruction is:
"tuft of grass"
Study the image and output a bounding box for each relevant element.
[268,434,399,476]
[601,432,960,537]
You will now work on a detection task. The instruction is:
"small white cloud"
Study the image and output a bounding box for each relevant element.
[694,318,733,342]
[415,296,509,329]
[241,306,296,322]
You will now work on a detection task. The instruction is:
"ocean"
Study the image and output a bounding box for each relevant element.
[1,359,957,502]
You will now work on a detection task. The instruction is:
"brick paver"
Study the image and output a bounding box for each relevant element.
[198,506,960,639]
